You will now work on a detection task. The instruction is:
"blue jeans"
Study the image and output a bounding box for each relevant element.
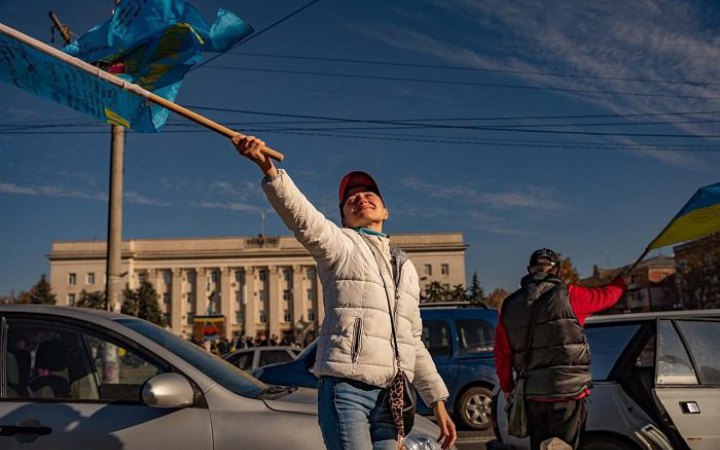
[318,376,398,450]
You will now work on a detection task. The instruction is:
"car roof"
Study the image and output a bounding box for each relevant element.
[586,308,720,325]
[0,304,130,321]
[227,346,297,354]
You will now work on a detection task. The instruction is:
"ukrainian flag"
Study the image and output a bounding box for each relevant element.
[648,182,720,249]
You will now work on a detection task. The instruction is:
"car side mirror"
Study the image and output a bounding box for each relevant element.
[142,373,195,409]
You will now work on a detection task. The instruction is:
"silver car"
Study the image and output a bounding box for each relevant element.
[224,346,301,372]
[493,309,720,450]
[0,305,453,450]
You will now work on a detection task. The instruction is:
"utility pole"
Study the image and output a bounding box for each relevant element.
[50,7,125,313]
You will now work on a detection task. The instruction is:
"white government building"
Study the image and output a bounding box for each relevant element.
[49,233,467,342]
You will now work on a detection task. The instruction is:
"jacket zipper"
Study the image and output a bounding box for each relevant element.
[351,317,363,363]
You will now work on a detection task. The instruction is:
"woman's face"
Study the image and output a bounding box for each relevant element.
[342,186,388,230]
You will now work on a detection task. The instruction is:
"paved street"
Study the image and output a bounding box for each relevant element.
[455,429,496,450]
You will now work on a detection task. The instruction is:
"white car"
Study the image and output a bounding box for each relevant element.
[493,309,720,450]
[0,305,454,450]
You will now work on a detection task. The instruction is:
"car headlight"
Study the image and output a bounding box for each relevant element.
[404,435,442,450]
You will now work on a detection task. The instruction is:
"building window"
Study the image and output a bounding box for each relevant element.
[423,264,432,276]
[86,272,95,285]
[235,270,245,283]
[260,290,268,302]
[283,269,292,282]
[235,310,245,323]
[68,273,77,285]
[163,271,172,285]
[307,289,316,301]
[68,293,76,306]
[306,268,315,280]
[211,270,220,284]
[138,272,148,283]
[308,311,316,322]
[259,269,268,281]
[283,289,292,301]
[284,311,292,322]
[235,290,244,304]
[259,312,268,323]
[163,293,171,305]
[441,264,449,276]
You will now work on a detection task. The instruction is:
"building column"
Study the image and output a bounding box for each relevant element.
[151,270,164,314]
[171,269,184,337]
[244,267,257,338]
[292,265,304,327]
[196,268,208,316]
[268,266,281,339]
[220,267,233,340]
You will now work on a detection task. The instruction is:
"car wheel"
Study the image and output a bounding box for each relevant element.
[582,436,637,450]
[457,386,493,430]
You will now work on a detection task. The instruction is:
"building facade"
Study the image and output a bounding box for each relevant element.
[49,233,467,341]
[582,255,678,314]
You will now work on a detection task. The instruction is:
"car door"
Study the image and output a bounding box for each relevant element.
[653,318,720,450]
[0,315,213,450]
[421,314,457,390]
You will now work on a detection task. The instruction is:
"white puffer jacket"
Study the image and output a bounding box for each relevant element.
[262,170,449,406]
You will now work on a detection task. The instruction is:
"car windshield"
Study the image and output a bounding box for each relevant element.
[118,319,268,398]
[586,323,641,380]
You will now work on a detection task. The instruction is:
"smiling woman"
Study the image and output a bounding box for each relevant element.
[232,134,458,450]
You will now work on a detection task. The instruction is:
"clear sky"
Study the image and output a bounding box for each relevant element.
[2,0,720,296]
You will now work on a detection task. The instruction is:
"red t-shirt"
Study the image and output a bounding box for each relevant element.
[494,277,626,399]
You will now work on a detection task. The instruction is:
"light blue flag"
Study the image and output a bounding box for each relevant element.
[0,0,252,132]
[0,29,155,130]
[63,0,252,132]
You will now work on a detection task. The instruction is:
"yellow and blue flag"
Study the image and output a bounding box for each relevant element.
[648,182,720,249]
[0,0,252,132]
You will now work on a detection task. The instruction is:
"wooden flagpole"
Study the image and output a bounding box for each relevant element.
[0,22,284,161]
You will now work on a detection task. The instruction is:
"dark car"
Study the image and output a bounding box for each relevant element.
[493,309,720,450]
[253,304,499,430]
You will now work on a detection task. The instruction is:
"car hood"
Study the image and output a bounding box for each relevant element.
[263,387,318,415]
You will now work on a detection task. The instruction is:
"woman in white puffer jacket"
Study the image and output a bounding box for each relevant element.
[233,136,456,450]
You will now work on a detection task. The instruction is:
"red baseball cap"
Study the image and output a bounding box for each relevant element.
[338,171,383,205]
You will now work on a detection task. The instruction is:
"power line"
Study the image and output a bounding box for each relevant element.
[192,0,324,71]
[186,106,720,138]
[4,126,720,152]
[229,51,720,88]
[202,66,720,101]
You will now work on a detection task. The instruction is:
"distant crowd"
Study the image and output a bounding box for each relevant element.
[190,333,307,356]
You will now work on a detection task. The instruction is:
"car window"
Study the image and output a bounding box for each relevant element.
[422,320,451,357]
[675,320,720,385]
[656,319,698,385]
[119,318,267,398]
[4,319,165,402]
[456,319,494,354]
[585,323,641,380]
[229,351,254,371]
[259,350,294,367]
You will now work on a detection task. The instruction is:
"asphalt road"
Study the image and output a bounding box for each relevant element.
[455,429,497,450]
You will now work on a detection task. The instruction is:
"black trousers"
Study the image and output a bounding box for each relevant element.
[526,399,587,450]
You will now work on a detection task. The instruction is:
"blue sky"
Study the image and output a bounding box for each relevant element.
[2,0,720,296]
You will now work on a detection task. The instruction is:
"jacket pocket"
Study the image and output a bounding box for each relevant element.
[351,317,363,363]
